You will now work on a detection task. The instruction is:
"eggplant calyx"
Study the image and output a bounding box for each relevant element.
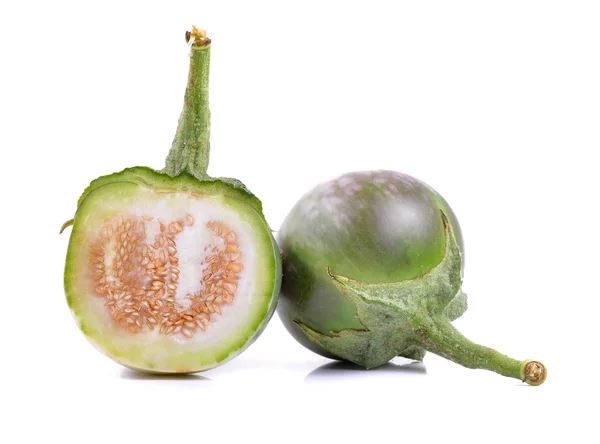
[301,212,546,384]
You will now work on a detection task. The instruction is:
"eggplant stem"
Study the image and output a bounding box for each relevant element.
[164,27,211,180]
[415,317,546,385]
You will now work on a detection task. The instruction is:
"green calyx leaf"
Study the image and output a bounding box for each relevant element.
[328,212,463,316]
[297,212,465,368]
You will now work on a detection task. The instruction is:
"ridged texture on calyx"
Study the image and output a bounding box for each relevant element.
[295,213,465,368]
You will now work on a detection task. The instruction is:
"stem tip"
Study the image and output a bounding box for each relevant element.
[522,360,546,386]
[186,26,211,47]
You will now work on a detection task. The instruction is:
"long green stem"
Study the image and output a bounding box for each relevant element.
[416,317,546,385]
[164,27,211,180]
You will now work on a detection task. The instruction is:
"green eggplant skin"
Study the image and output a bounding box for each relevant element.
[277,170,462,358]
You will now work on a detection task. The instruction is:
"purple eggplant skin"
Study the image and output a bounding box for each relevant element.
[277,170,546,385]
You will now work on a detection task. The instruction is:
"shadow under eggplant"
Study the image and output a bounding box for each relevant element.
[120,368,212,381]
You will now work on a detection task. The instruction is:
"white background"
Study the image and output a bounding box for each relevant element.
[1,1,598,442]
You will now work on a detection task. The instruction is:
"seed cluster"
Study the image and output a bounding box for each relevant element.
[89,214,243,338]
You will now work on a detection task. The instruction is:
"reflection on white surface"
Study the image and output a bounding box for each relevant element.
[304,358,426,383]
